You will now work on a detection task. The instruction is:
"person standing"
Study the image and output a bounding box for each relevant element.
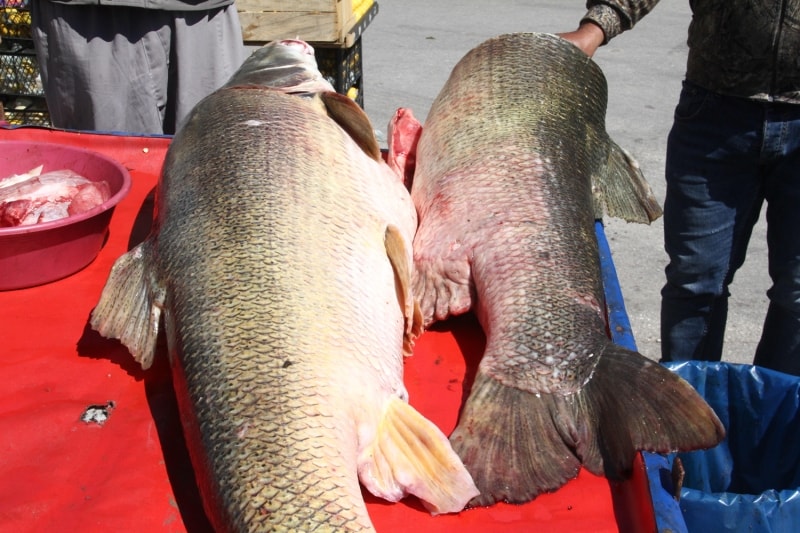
[560,1,800,375]
[30,0,246,134]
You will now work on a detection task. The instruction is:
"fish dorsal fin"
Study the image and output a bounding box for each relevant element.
[90,241,166,369]
[320,91,382,161]
[384,225,423,355]
[592,140,663,224]
[357,396,479,514]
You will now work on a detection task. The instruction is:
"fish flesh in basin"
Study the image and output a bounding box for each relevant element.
[0,166,110,227]
[91,40,477,531]
[404,32,725,507]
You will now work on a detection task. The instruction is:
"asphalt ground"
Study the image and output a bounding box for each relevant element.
[359,1,767,365]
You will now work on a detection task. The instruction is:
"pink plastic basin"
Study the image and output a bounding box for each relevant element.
[0,140,132,290]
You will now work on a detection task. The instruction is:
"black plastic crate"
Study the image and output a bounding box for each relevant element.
[315,37,364,108]
[1,0,42,100]
[1,93,49,126]
[1,0,32,40]
[1,40,43,97]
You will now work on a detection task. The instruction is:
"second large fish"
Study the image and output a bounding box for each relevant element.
[405,32,725,506]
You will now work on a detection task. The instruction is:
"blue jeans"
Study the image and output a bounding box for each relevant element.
[660,81,800,375]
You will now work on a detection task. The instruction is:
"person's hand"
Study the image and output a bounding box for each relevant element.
[557,21,605,57]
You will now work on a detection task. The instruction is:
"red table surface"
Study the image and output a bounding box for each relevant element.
[0,127,657,533]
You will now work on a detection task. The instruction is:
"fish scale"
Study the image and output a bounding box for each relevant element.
[91,40,478,532]
[140,88,389,532]
[406,32,725,508]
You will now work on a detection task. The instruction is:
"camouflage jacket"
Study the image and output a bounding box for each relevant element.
[583,0,800,104]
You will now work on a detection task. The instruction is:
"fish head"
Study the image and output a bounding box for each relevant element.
[224,39,335,95]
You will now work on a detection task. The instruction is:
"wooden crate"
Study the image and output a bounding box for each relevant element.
[237,0,374,46]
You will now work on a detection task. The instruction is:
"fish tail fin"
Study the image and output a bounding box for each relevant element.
[450,344,724,507]
[593,141,662,223]
[90,241,164,369]
[358,396,479,514]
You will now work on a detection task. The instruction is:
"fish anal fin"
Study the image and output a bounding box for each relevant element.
[90,241,165,370]
[320,91,382,161]
[358,396,479,514]
[593,141,663,224]
[384,225,423,355]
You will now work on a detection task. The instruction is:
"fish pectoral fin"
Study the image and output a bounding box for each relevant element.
[357,396,479,515]
[384,225,424,355]
[320,91,382,161]
[89,241,165,370]
[592,141,663,224]
[386,107,423,189]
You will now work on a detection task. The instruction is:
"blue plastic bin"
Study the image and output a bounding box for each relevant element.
[649,361,800,532]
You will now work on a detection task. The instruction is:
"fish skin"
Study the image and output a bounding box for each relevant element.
[91,41,477,531]
[407,32,725,507]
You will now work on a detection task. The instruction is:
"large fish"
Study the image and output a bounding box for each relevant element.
[403,32,725,506]
[91,40,477,531]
